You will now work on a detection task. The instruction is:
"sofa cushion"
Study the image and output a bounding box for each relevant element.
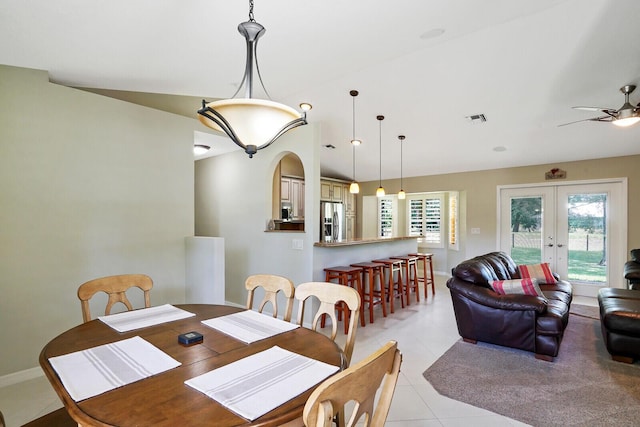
[491,278,544,297]
[518,263,558,284]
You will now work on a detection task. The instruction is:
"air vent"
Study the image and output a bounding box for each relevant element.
[466,114,487,123]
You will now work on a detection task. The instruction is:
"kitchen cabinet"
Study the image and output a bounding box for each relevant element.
[281,176,304,219]
[320,179,344,203]
[281,178,291,202]
[345,214,355,240]
[344,188,356,215]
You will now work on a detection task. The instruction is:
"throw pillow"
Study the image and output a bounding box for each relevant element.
[490,278,544,297]
[518,263,558,284]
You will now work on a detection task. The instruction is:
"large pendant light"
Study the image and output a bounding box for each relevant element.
[376,115,386,197]
[349,90,361,194]
[397,135,406,199]
[197,0,311,158]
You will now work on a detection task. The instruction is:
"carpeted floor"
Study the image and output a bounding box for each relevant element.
[423,307,640,427]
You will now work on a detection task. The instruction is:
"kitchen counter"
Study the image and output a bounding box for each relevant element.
[312,237,418,282]
[314,236,417,247]
[273,219,304,231]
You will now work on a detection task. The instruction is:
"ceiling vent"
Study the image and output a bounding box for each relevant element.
[466,114,487,124]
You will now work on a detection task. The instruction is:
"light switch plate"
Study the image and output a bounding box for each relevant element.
[292,239,303,250]
[471,228,481,234]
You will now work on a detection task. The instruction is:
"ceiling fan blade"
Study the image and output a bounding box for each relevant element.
[572,106,616,113]
[557,116,613,127]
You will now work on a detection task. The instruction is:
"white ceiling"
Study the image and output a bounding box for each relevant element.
[2,0,640,181]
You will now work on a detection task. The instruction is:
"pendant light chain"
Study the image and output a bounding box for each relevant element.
[376,115,385,197]
[398,135,406,199]
[378,116,383,187]
[248,0,255,22]
[352,92,357,180]
[400,137,403,188]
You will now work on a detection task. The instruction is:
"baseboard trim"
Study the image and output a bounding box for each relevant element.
[0,366,44,388]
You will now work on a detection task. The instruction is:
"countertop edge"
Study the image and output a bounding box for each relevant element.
[314,237,418,247]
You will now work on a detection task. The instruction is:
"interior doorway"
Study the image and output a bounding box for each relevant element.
[498,179,627,297]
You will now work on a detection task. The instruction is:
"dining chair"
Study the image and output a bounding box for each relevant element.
[245,274,295,321]
[0,409,4,427]
[302,340,402,427]
[294,282,361,367]
[20,408,77,427]
[77,274,153,323]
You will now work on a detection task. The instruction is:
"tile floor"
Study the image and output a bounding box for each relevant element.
[0,274,598,426]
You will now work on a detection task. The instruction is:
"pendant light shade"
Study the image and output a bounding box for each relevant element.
[193,144,211,156]
[349,90,360,194]
[197,1,311,158]
[397,135,406,199]
[376,115,385,197]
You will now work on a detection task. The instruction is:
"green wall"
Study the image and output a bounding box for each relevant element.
[0,65,196,376]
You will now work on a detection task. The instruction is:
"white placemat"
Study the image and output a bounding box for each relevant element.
[98,304,195,332]
[201,310,299,344]
[185,346,339,421]
[48,336,181,401]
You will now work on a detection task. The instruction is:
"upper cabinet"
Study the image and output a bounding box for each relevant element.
[320,179,344,203]
[281,176,305,219]
[345,189,356,216]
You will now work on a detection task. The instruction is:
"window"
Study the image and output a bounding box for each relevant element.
[448,192,459,250]
[378,197,394,237]
[407,193,444,248]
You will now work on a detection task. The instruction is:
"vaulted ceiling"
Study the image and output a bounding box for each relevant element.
[2,0,639,181]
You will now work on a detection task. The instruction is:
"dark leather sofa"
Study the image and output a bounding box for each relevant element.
[623,248,640,290]
[447,251,573,361]
[598,287,640,363]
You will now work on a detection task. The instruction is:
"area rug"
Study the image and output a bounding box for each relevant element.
[423,312,640,426]
[569,303,600,320]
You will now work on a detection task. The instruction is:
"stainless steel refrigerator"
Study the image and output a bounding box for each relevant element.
[320,202,345,242]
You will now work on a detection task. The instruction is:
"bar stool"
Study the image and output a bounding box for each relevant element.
[409,252,435,298]
[350,261,387,323]
[371,258,404,313]
[323,265,365,333]
[391,255,420,305]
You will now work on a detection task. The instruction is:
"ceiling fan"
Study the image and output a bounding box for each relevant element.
[559,84,640,127]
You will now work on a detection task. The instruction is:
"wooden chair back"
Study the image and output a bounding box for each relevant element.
[303,341,402,427]
[77,274,153,323]
[295,281,361,366]
[245,274,295,321]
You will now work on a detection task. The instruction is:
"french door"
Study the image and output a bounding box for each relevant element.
[498,180,627,297]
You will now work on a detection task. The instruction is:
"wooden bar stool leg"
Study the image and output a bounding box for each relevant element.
[386,265,395,314]
[353,271,365,328]
[421,256,428,298]
[428,256,435,295]
[403,261,411,306]
[394,263,405,310]
[376,266,387,317]
[410,259,419,303]
[364,267,375,324]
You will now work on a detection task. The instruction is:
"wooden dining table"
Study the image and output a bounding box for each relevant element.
[39,304,344,427]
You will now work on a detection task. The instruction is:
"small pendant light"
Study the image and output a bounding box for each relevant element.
[349,90,360,194]
[376,115,386,197]
[397,135,406,199]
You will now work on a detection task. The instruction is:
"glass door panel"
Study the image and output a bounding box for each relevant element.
[499,187,555,268]
[566,192,607,283]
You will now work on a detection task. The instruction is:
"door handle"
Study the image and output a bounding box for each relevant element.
[547,244,554,247]
[557,244,564,248]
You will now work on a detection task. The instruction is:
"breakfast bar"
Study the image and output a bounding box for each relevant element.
[313,237,418,282]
